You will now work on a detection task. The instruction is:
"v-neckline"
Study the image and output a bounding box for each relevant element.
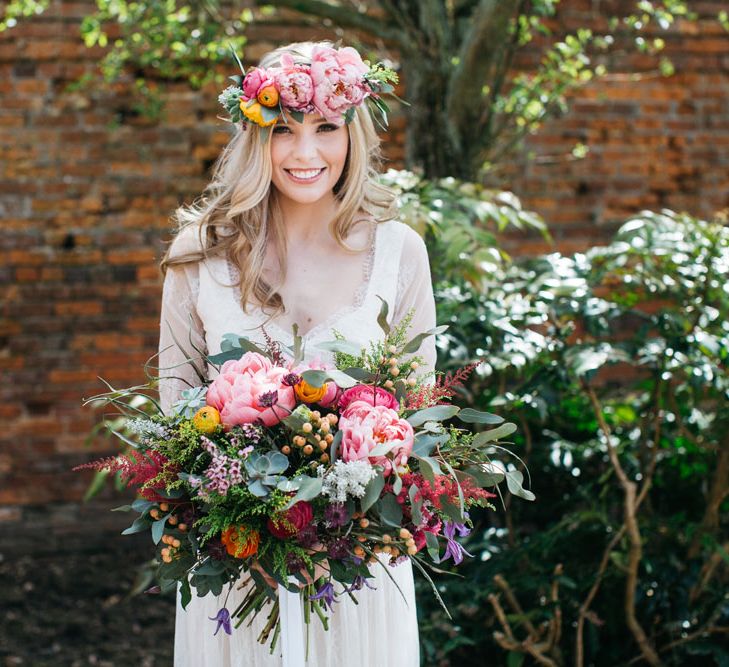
[226,221,380,340]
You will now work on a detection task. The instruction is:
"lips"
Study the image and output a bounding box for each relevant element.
[284,167,326,183]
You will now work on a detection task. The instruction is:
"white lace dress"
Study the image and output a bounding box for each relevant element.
[158,219,436,667]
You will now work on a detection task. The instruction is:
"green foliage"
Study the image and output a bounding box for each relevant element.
[420,209,729,666]
[0,0,48,32]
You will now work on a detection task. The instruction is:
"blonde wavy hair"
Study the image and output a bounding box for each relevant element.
[160,40,398,318]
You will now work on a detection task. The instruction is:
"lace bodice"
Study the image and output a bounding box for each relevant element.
[158,219,437,414]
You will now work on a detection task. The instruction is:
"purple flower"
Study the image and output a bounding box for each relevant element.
[309,581,338,611]
[441,521,473,566]
[285,553,306,574]
[296,524,319,549]
[344,575,376,594]
[326,536,351,560]
[209,607,232,636]
[283,372,302,387]
[258,390,279,408]
[323,502,349,528]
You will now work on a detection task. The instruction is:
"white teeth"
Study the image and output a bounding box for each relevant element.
[287,168,324,179]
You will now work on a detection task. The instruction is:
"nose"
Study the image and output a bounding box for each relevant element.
[290,129,320,163]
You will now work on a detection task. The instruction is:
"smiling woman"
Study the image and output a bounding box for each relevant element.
[157,40,435,667]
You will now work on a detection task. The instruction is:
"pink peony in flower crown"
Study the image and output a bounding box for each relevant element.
[218,44,402,132]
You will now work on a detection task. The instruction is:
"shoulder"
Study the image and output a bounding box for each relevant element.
[378,220,429,262]
[166,223,207,262]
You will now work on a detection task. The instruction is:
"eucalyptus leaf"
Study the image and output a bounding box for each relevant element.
[378,493,403,527]
[425,531,440,563]
[121,516,149,536]
[413,433,449,457]
[456,408,504,424]
[375,295,390,334]
[316,339,363,356]
[505,469,536,501]
[151,515,169,544]
[285,476,323,508]
[361,472,385,513]
[473,422,517,446]
[402,325,449,354]
[407,405,460,427]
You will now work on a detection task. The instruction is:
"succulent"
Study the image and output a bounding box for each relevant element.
[171,386,208,419]
[244,451,290,497]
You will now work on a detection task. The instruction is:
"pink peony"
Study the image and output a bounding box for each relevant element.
[338,400,414,474]
[206,352,295,428]
[276,54,315,112]
[242,67,277,101]
[338,384,398,412]
[310,45,369,123]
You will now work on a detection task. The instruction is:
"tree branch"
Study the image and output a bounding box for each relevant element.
[445,0,519,150]
[254,0,405,46]
[583,382,663,667]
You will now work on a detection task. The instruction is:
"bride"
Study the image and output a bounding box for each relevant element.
[157,40,436,666]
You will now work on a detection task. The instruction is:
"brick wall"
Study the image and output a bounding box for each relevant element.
[1,0,727,555]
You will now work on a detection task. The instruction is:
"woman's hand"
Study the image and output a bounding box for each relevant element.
[249,558,278,589]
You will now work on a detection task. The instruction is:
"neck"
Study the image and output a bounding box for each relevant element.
[275,191,339,246]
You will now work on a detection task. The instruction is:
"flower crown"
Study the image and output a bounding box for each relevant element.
[218,44,402,133]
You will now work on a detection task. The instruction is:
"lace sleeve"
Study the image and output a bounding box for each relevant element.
[392,227,437,376]
[158,231,208,416]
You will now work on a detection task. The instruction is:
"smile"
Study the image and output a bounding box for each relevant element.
[284,168,326,183]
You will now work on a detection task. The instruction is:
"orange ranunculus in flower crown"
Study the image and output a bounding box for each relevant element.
[78,301,535,651]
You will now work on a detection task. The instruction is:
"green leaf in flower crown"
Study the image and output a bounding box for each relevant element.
[401,325,449,354]
[316,339,363,356]
[407,405,460,427]
[289,110,304,123]
[361,471,385,513]
[344,106,356,124]
[375,295,390,334]
[285,476,323,509]
[505,469,535,501]
[456,408,504,425]
[472,422,517,446]
[260,105,280,122]
[378,493,403,527]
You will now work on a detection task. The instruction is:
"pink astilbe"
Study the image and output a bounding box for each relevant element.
[74,451,174,501]
[405,361,481,410]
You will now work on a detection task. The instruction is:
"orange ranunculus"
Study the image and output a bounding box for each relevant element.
[192,406,221,434]
[257,85,279,108]
[294,380,329,404]
[240,100,278,127]
[221,525,260,559]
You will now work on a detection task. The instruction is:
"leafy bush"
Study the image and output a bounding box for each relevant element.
[418,209,729,666]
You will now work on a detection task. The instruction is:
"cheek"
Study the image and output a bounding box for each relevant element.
[326,134,350,175]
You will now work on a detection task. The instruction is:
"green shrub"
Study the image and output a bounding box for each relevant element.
[419,209,729,667]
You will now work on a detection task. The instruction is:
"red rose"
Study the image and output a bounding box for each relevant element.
[267,501,314,539]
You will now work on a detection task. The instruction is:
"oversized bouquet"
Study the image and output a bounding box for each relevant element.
[80,304,534,651]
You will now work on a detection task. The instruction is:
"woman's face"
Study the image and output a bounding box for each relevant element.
[269,113,350,207]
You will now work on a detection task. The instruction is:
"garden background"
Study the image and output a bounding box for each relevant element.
[1,0,727,665]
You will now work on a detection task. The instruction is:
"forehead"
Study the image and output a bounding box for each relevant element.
[276,113,329,125]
